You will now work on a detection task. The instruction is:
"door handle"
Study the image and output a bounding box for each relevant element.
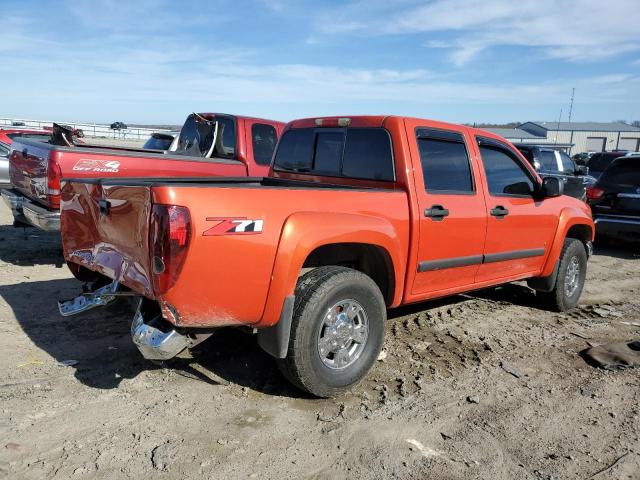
[490,205,509,218]
[424,205,449,221]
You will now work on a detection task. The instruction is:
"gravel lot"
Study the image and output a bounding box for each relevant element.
[0,203,638,480]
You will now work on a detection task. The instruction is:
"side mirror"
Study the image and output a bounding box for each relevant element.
[540,176,563,198]
[504,181,533,196]
[576,165,589,175]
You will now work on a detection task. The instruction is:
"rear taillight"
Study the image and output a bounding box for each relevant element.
[586,186,604,201]
[150,204,192,295]
[47,156,62,209]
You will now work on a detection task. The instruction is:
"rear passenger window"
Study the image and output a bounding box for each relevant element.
[539,150,558,171]
[273,128,314,172]
[479,143,534,196]
[559,152,575,172]
[343,129,394,181]
[251,123,277,166]
[273,127,394,181]
[314,131,344,175]
[417,132,473,193]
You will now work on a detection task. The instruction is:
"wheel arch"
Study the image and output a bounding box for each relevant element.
[259,211,406,328]
[540,208,594,279]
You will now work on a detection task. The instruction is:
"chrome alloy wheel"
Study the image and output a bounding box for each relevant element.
[564,256,581,297]
[317,299,369,370]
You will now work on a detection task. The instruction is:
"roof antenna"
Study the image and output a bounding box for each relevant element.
[568,87,575,123]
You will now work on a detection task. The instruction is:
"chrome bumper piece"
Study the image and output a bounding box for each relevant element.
[131,303,191,361]
[0,188,60,231]
[22,201,60,231]
[58,281,120,316]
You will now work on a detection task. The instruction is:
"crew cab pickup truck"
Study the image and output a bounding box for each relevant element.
[1,113,284,231]
[59,116,594,397]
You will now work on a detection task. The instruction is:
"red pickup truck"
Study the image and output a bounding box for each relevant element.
[59,115,594,397]
[1,113,284,230]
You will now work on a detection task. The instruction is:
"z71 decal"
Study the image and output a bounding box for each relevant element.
[72,159,121,173]
[203,217,264,236]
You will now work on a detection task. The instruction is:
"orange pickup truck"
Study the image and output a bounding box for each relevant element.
[59,116,594,397]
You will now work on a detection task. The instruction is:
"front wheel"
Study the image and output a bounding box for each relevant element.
[538,238,588,311]
[277,266,386,398]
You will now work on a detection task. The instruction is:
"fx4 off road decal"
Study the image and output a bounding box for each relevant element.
[72,159,121,173]
[203,217,264,236]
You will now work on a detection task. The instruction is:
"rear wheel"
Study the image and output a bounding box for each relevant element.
[538,238,587,311]
[277,266,386,397]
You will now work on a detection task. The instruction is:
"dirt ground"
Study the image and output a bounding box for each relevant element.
[0,204,638,480]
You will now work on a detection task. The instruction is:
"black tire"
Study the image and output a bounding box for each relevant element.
[538,239,588,312]
[277,266,386,398]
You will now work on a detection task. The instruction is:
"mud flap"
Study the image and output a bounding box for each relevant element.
[257,295,295,359]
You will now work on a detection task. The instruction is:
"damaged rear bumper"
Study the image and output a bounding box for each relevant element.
[131,302,193,361]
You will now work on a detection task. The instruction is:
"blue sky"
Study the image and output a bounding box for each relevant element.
[1,0,639,125]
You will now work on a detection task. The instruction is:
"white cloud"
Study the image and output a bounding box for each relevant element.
[315,0,640,65]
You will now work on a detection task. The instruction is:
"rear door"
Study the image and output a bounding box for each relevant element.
[408,124,487,296]
[473,137,557,283]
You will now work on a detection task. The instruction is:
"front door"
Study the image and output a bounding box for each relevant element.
[473,137,558,283]
[409,125,488,297]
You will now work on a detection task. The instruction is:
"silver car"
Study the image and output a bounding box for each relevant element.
[0,142,10,186]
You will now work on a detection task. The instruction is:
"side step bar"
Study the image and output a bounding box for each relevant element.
[58,281,121,316]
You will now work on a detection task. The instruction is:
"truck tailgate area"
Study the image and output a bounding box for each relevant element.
[61,181,154,298]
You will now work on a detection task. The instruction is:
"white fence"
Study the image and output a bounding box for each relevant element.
[0,117,173,141]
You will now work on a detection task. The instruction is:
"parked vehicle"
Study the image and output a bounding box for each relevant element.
[110,121,128,130]
[59,115,594,397]
[587,151,639,178]
[142,131,179,151]
[586,154,640,242]
[1,113,284,231]
[572,151,595,165]
[0,128,52,186]
[514,144,595,200]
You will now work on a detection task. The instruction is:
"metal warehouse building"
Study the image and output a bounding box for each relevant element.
[487,121,640,155]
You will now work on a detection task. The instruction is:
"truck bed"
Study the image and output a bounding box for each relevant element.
[60,176,410,327]
[9,138,247,210]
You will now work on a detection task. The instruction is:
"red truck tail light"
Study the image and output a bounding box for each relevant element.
[586,186,604,201]
[47,156,62,209]
[150,204,192,295]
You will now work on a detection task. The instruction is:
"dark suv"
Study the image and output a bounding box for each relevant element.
[514,144,594,200]
[587,151,637,179]
[587,155,640,242]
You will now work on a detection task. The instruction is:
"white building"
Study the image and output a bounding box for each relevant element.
[485,122,640,154]
[516,122,640,154]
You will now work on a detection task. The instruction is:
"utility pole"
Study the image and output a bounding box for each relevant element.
[568,87,575,123]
